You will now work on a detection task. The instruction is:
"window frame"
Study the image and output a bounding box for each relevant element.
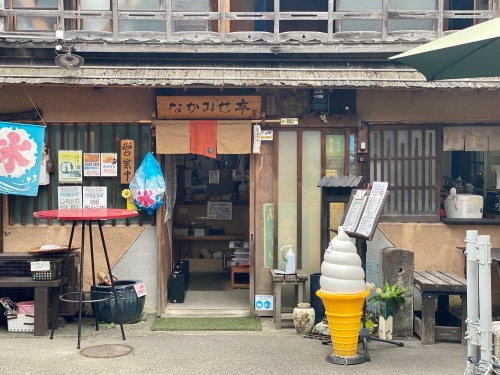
[367,123,442,222]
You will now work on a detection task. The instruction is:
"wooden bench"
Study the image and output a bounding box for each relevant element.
[413,270,467,345]
[269,269,309,329]
[0,277,61,336]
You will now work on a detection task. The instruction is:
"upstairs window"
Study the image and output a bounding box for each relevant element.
[11,0,57,31]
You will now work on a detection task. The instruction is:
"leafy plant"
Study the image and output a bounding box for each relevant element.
[368,281,406,306]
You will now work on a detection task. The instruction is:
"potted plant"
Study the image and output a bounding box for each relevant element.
[367,282,406,339]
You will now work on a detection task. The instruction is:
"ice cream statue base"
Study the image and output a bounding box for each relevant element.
[317,289,370,364]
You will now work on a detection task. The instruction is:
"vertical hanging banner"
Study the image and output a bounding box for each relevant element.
[0,122,45,196]
[120,140,134,184]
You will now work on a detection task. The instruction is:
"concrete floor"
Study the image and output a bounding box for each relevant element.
[163,271,250,316]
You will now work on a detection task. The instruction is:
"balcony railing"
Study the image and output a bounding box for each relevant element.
[0,0,498,48]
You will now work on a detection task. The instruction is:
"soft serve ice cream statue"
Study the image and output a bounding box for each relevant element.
[319,226,367,294]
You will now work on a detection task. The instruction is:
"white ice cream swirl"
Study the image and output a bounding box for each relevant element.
[319,226,367,294]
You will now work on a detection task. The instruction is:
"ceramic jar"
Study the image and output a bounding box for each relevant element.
[92,280,146,324]
[293,302,315,334]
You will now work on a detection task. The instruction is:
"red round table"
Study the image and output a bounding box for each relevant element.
[33,209,138,349]
[34,208,138,221]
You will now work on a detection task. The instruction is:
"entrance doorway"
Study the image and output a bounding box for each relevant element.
[165,153,250,314]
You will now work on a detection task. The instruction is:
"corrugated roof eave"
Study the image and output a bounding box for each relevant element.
[0,61,499,89]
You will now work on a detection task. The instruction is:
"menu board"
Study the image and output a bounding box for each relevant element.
[340,181,389,240]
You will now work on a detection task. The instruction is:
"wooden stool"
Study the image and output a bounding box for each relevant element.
[413,270,467,345]
[231,266,249,288]
[269,269,309,329]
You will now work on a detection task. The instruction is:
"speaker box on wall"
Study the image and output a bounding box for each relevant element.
[331,89,356,115]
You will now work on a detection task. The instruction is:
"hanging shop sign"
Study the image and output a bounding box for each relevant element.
[120,140,135,184]
[156,96,261,119]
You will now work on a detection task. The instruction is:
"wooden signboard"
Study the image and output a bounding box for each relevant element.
[120,140,135,184]
[340,181,389,241]
[156,96,261,119]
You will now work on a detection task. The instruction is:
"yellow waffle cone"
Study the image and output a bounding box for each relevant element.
[316,289,370,357]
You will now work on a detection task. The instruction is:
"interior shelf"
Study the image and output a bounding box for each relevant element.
[173,233,244,241]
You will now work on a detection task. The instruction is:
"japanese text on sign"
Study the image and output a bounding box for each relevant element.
[58,186,83,210]
[83,186,107,209]
[120,140,135,184]
[83,153,100,177]
[156,96,261,119]
[58,150,83,183]
[101,153,117,177]
[207,201,233,220]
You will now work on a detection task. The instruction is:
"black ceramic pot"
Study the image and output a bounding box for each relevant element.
[92,280,146,324]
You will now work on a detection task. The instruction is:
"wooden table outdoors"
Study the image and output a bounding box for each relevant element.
[269,269,309,329]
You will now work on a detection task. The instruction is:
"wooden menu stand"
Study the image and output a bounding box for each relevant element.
[332,183,404,362]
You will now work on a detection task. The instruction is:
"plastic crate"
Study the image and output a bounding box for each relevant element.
[7,314,34,332]
[31,258,62,281]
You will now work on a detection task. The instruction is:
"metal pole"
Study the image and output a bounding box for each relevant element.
[465,230,479,375]
[477,234,492,363]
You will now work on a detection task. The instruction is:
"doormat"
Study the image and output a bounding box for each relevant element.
[151,315,262,331]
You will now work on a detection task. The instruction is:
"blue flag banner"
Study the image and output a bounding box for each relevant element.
[0,122,45,196]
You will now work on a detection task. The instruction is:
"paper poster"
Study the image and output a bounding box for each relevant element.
[207,201,232,220]
[100,153,117,177]
[58,150,83,183]
[82,186,107,209]
[253,124,261,153]
[260,130,273,141]
[58,186,83,209]
[83,153,100,177]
